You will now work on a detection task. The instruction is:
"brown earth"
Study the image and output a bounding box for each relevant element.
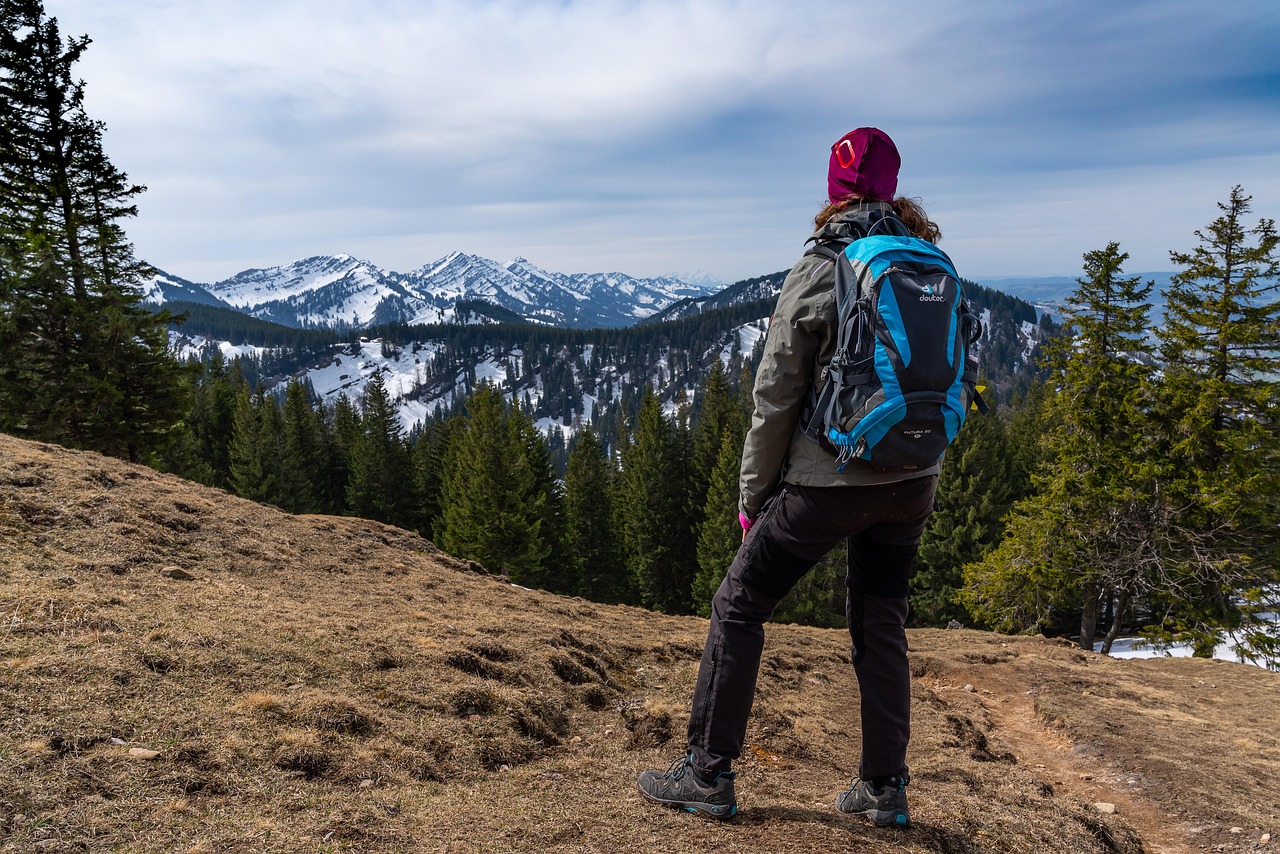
[1,432,1277,853]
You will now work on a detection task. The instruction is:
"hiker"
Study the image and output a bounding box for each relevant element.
[638,127,946,828]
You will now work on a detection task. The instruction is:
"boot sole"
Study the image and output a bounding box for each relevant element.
[838,805,909,828]
[639,789,737,819]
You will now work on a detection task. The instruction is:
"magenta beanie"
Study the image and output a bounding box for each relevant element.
[827,127,900,204]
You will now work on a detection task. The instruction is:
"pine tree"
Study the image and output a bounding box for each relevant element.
[692,427,744,615]
[563,425,629,603]
[0,1,188,461]
[619,388,697,614]
[913,409,1027,626]
[325,393,361,515]
[440,383,549,582]
[346,373,412,527]
[410,414,458,541]
[279,378,323,513]
[1151,186,1280,663]
[228,386,271,503]
[690,360,736,514]
[511,398,567,591]
[962,243,1157,646]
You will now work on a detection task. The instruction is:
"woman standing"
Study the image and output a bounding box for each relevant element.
[637,127,943,828]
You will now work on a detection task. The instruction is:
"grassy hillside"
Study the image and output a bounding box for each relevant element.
[1,434,1276,853]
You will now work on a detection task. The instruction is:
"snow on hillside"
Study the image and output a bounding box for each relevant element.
[720,319,768,367]
[153,252,720,330]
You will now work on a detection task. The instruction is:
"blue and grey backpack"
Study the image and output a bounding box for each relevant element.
[800,213,987,471]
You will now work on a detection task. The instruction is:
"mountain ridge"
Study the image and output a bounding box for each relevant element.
[140,252,721,330]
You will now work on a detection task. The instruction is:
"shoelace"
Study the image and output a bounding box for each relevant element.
[664,754,693,780]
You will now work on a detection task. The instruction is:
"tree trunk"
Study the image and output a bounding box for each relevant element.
[1078,581,1101,651]
[1099,587,1133,655]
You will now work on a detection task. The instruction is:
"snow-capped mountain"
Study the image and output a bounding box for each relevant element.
[147,252,720,330]
[136,271,233,309]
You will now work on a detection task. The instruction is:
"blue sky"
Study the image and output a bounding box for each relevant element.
[46,0,1280,285]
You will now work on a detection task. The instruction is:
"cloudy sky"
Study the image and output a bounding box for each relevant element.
[44,0,1280,285]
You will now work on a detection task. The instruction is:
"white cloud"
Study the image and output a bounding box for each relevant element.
[43,0,1280,283]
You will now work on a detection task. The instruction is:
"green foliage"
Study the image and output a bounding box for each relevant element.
[961,194,1280,664]
[960,242,1157,646]
[1149,186,1280,658]
[347,373,413,528]
[563,426,629,603]
[279,379,324,513]
[618,389,697,614]
[439,383,550,583]
[0,1,189,461]
[913,409,1029,626]
[410,415,458,541]
[692,428,744,616]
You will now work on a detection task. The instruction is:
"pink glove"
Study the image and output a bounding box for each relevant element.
[738,512,754,532]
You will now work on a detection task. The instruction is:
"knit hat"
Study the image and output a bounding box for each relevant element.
[827,127,900,204]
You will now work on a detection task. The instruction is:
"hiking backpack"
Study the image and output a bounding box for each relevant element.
[799,213,987,471]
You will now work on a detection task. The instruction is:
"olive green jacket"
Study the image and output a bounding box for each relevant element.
[737,202,940,519]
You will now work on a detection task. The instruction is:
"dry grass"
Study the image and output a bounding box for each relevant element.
[1,433,1277,853]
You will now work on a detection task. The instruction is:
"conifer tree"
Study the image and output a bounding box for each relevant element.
[410,414,458,541]
[690,360,736,512]
[279,378,323,513]
[619,388,697,614]
[563,426,629,603]
[511,398,568,591]
[228,386,275,503]
[325,393,361,514]
[346,373,412,527]
[189,353,243,488]
[440,383,548,581]
[692,427,744,615]
[913,409,1026,626]
[1151,186,1280,662]
[962,243,1157,646]
[0,1,188,460]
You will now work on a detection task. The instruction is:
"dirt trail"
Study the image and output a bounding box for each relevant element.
[965,677,1193,854]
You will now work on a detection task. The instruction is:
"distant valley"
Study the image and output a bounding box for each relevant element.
[153,253,1050,440]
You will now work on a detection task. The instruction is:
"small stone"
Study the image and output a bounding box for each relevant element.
[358,779,375,789]
[159,566,194,581]
[127,747,160,760]
[570,736,582,744]
[604,729,613,737]
[1229,827,1242,834]
[108,737,126,746]
[962,684,976,692]
[1260,832,1270,844]
[1093,802,1117,815]
[499,764,510,773]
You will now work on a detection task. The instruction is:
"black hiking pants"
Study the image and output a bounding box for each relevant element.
[686,475,937,781]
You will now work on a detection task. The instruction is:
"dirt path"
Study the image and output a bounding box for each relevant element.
[970,682,1193,854]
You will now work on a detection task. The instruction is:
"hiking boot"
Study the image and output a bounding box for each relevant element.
[637,754,737,819]
[835,770,910,828]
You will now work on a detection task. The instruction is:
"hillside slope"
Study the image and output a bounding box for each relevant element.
[1,435,1275,853]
